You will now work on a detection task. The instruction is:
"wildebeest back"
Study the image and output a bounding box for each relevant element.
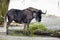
[14,9,24,23]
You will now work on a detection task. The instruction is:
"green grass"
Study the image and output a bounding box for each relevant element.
[29,23,48,31]
[9,23,60,37]
[9,23,49,36]
[28,23,48,35]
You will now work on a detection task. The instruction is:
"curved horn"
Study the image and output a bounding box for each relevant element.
[45,10,47,13]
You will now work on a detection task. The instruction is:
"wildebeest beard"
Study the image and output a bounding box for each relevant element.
[35,10,44,22]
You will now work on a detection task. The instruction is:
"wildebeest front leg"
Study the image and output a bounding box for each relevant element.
[23,23,27,35]
[24,23,27,29]
[23,20,30,36]
[24,23,29,29]
[26,20,30,36]
[27,23,29,30]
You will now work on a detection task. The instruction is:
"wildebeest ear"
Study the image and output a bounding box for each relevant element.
[44,10,47,14]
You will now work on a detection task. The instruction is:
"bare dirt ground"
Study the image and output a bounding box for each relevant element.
[0,34,60,40]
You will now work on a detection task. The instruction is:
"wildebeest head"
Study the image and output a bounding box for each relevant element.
[35,10,47,22]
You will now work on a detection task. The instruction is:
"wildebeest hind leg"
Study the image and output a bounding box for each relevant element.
[6,20,12,35]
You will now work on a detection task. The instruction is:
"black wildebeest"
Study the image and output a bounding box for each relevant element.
[4,7,47,35]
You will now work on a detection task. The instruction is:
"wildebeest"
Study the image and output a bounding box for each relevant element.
[4,7,47,35]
